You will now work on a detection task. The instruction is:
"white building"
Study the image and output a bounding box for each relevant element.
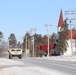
[57,10,76,56]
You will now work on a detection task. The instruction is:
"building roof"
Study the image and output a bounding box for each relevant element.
[58,10,64,27]
[68,30,76,39]
[39,44,55,50]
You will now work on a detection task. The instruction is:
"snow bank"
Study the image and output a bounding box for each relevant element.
[0,58,69,75]
[0,66,68,75]
[0,58,24,65]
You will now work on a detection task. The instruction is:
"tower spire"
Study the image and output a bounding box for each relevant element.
[58,9,64,27]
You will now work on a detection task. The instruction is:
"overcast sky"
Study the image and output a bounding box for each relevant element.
[0,0,76,42]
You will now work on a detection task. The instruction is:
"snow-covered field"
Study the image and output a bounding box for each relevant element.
[0,56,75,75]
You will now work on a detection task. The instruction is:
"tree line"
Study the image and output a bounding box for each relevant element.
[0,20,70,57]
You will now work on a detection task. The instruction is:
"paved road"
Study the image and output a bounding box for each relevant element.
[14,57,76,75]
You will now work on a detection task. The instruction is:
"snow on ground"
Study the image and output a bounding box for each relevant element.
[0,58,69,75]
[0,58,24,65]
[41,55,76,62]
[0,66,69,75]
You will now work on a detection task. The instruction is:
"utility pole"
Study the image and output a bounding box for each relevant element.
[30,28,36,57]
[45,24,52,57]
[26,35,27,57]
[65,9,76,56]
[75,25,76,55]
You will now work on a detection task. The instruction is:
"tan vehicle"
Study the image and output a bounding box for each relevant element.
[8,48,23,59]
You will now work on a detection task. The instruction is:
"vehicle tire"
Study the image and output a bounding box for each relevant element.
[19,55,22,59]
[9,54,12,59]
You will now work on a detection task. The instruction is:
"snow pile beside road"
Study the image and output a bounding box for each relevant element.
[0,66,68,75]
[0,58,24,65]
[0,58,68,75]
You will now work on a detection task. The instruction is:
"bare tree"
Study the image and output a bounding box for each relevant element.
[0,31,7,57]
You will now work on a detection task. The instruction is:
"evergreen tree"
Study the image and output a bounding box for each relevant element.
[17,41,21,48]
[8,33,17,48]
[23,32,31,54]
[34,34,42,56]
[56,20,68,54]
[50,33,56,44]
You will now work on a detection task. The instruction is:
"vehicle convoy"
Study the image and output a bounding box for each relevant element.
[8,48,23,59]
